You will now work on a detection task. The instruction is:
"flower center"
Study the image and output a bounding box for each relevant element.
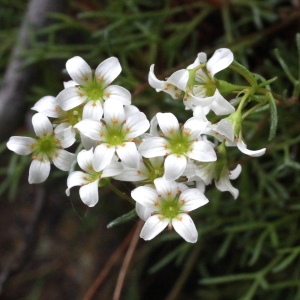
[159,196,183,219]
[34,135,58,157]
[67,107,83,126]
[168,133,190,155]
[84,81,104,101]
[105,126,126,146]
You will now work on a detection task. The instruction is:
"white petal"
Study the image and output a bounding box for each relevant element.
[52,149,75,171]
[180,188,208,211]
[31,96,59,118]
[95,57,121,86]
[215,171,239,199]
[184,117,208,139]
[154,177,178,198]
[79,180,99,207]
[103,99,125,126]
[209,90,235,116]
[188,141,217,162]
[167,69,189,91]
[32,113,53,137]
[104,85,131,105]
[140,215,169,241]
[172,214,198,243]
[77,148,94,173]
[66,171,90,196]
[207,48,234,77]
[7,136,35,155]
[56,87,86,111]
[192,106,209,121]
[102,159,123,177]
[138,137,168,157]
[164,154,187,181]
[66,56,92,86]
[80,132,98,150]
[116,142,140,168]
[125,112,150,139]
[229,164,242,180]
[237,139,266,157]
[28,158,51,184]
[113,168,148,181]
[156,112,179,138]
[93,143,115,171]
[148,64,165,91]
[136,202,152,221]
[63,80,77,88]
[188,52,207,68]
[131,186,158,210]
[82,100,103,120]
[55,126,76,148]
[215,118,234,142]
[74,119,102,141]
[190,92,215,107]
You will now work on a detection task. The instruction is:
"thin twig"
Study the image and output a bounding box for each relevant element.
[113,220,143,300]
[82,224,138,300]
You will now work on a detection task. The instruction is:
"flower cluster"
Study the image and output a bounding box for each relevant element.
[7,49,270,243]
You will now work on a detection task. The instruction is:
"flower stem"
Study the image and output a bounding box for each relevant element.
[107,182,135,205]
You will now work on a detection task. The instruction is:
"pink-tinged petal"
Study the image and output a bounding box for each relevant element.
[103,99,125,126]
[32,113,53,137]
[153,177,178,198]
[93,143,115,171]
[125,112,150,139]
[167,69,189,91]
[7,136,35,155]
[79,180,99,207]
[29,158,50,184]
[77,149,94,173]
[138,137,169,157]
[55,126,76,148]
[188,52,207,69]
[164,154,187,181]
[116,142,140,168]
[215,118,234,142]
[183,117,208,139]
[209,90,235,116]
[156,112,179,137]
[215,171,239,199]
[237,139,266,157]
[136,202,152,221]
[66,171,91,196]
[188,141,217,162]
[229,164,242,180]
[140,215,169,241]
[74,119,102,141]
[131,186,158,209]
[82,100,103,120]
[104,85,131,105]
[52,149,75,171]
[66,56,92,86]
[180,188,208,212]
[206,48,234,77]
[102,158,123,177]
[31,96,59,118]
[172,214,198,243]
[56,87,86,111]
[95,57,121,86]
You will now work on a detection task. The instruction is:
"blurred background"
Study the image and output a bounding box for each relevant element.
[0,0,300,299]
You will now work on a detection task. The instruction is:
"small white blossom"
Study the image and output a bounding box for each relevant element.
[7,113,75,184]
[138,112,216,181]
[131,178,209,243]
[66,148,123,207]
[56,56,131,120]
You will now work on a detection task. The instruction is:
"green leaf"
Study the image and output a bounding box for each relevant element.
[268,92,278,141]
[107,209,137,229]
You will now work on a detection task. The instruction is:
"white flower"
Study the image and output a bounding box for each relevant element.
[131,177,209,243]
[74,99,150,171]
[167,48,235,114]
[66,148,123,207]
[138,112,216,181]
[206,118,266,157]
[56,56,131,120]
[7,113,75,184]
